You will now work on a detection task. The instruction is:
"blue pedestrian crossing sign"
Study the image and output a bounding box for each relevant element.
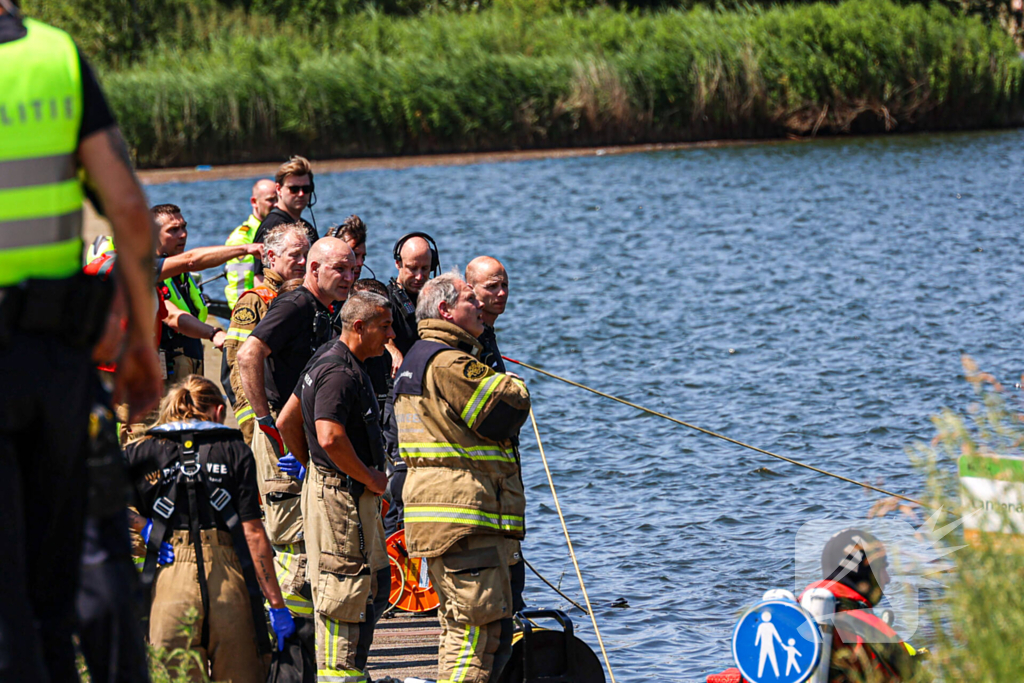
[732,599,822,683]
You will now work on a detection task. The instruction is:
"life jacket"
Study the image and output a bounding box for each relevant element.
[241,283,277,307]
[799,580,909,683]
[83,252,123,372]
[161,272,208,323]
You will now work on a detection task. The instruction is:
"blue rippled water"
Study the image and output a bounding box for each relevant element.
[151,129,1024,681]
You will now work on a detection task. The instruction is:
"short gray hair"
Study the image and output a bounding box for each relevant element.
[263,223,310,260]
[340,291,391,331]
[415,269,462,323]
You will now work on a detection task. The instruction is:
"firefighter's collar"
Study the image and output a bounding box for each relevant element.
[263,268,285,289]
[417,319,482,357]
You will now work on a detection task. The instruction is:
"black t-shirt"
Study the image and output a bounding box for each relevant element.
[478,324,506,373]
[252,207,317,274]
[298,339,381,474]
[125,429,262,533]
[0,14,116,143]
[295,339,391,418]
[250,286,334,411]
[387,279,419,356]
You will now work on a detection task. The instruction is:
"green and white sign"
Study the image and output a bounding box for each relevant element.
[959,454,1024,536]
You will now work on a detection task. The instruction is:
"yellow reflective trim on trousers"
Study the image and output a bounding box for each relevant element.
[452,625,479,683]
[226,327,251,342]
[0,238,81,287]
[235,405,255,424]
[316,670,367,683]
[461,374,502,428]
[284,596,313,615]
[399,441,515,463]
[327,616,338,669]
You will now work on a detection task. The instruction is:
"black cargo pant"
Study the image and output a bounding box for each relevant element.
[0,334,93,683]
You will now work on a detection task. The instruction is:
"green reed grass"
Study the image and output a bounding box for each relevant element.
[53,0,1024,166]
[909,358,1024,683]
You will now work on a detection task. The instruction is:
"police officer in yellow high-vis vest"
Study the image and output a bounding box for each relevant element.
[0,1,162,680]
[224,179,278,309]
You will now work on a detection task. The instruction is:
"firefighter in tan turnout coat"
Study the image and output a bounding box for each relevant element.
[393,271,531,683]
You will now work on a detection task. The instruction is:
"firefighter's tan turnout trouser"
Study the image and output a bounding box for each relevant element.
[302,464,388,683]
[149,530,268,683]
[427,535,513,683]
[273,541,313,618]
[251,426,304,546]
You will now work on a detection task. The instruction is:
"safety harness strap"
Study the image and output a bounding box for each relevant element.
[179,432,213,650]
[139,488,177,596]
[141,425,272,655]
[198,467,274,655]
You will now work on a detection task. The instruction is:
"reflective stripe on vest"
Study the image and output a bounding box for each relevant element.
[399,441,516,463]
[0,19,84,287]
[163,273,209,322]
[404,504,524,533]
[223,215,260,309]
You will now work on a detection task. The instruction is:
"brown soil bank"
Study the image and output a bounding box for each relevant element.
[98,0,1024,169]
[135,140,771,185]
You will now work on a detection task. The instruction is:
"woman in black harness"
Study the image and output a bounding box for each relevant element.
[126,375,295,682]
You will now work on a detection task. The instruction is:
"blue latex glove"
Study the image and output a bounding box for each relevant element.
[141,519,176,566]
[277,453,306,480]
[269,607,296,650]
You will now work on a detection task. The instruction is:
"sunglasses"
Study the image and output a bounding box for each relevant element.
[286,184,313,195]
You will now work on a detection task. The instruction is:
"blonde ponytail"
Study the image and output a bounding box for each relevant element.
[157,375,225,424]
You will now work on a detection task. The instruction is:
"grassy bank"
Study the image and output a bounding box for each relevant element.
[74,0,1024,167]
[913,360,1024,682]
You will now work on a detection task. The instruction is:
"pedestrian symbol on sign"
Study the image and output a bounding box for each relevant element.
[732,600,822,683]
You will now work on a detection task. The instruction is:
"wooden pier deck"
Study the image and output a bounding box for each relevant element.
[368,609,441,681]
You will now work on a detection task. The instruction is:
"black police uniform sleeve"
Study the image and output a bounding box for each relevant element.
[231,442,263,523]
[312,365,358,426]
[77,47,116,141]
[250,294,302,352]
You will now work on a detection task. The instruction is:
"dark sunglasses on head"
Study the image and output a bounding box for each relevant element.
[286,184,313,195]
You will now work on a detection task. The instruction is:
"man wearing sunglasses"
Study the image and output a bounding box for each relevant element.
[253,155,319,277]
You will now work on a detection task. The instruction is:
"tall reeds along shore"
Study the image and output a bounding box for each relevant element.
[46,0,1024,167]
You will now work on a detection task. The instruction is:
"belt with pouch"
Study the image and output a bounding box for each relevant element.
[0,273,113,349]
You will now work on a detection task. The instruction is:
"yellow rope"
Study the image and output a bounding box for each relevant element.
[508,357,928,509]
[529,408,618,683]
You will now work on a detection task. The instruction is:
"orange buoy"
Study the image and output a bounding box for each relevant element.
[386,528,439,613]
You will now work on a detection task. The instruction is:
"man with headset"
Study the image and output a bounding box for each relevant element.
[385,233,439,375]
